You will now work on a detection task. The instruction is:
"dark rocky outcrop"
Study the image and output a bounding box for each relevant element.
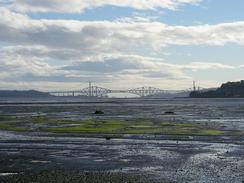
[94,110,105,115]
[164,111,175,115]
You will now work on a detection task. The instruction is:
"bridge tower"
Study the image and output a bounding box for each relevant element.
[193,81,196,92]
[89,81,92,97]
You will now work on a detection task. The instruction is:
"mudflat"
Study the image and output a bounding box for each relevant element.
[0,98,244,182]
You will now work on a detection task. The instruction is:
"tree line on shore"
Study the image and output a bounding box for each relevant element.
[190,80,244,98]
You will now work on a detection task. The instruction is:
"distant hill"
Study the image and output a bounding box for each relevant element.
[0,90,51,98]
[190,80,244,98]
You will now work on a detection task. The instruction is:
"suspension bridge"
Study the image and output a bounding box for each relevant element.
[49,82,203,98]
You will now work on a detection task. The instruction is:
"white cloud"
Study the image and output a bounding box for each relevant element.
[0,43,235,90]
[6,0,201,13]
[1,7,244,57]
[0,46,66,79]
[0,7,242,90]
[180,62,235,71]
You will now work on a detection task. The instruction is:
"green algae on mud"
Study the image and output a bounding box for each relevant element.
[0,115,17,121]
[42,119,226,136]
[0,123,28,132]
[0,115,237,136]
[0,115,29,132]
[46,120,126,134]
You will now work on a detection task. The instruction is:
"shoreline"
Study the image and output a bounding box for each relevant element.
[0,171,156,183]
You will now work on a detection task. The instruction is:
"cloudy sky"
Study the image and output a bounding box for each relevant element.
[0,0,244,91]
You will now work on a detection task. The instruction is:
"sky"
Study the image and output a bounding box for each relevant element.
[0,0,244,91]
